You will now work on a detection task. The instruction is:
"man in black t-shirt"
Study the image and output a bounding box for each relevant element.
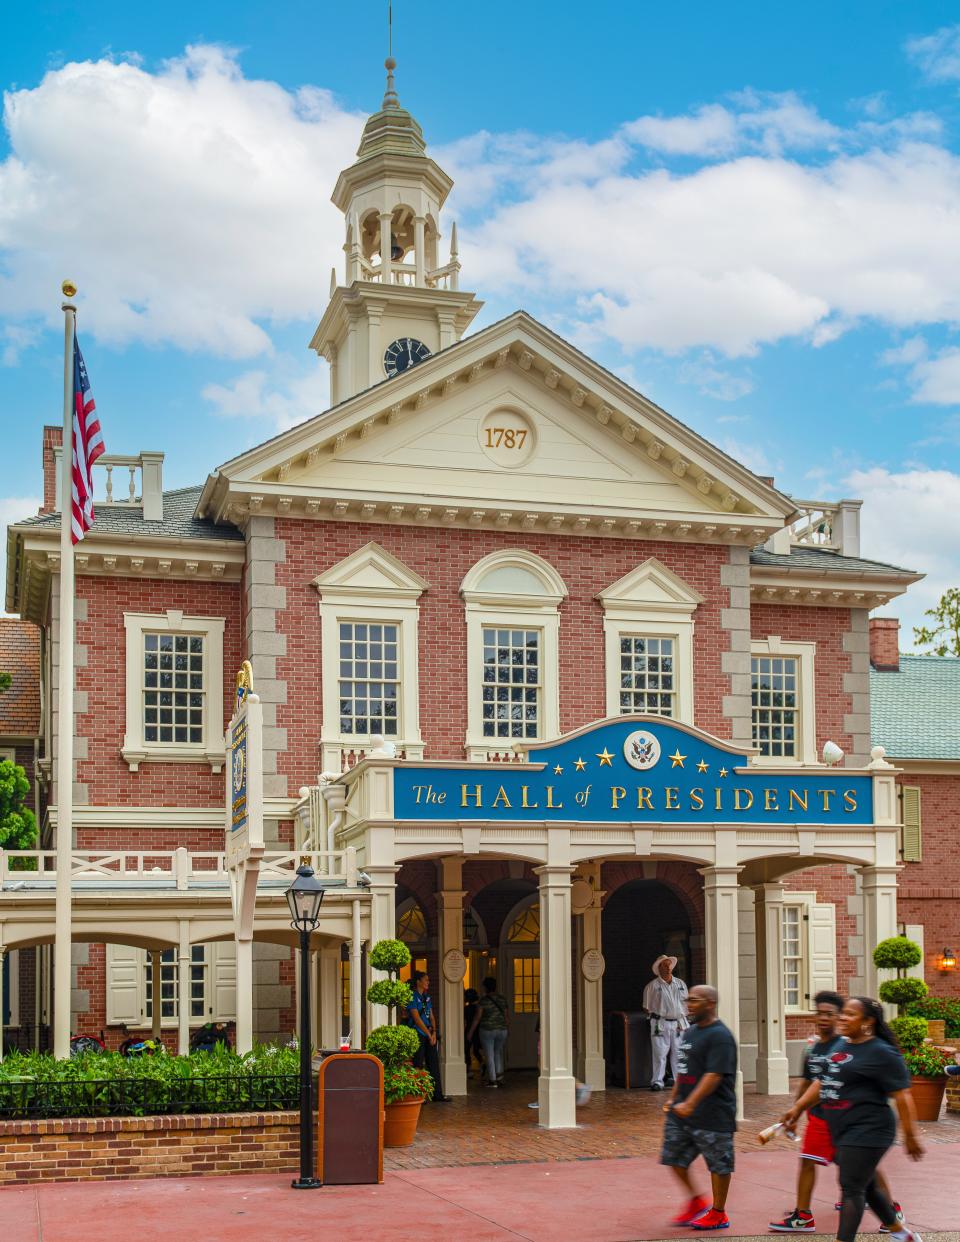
[660,984,739,1232]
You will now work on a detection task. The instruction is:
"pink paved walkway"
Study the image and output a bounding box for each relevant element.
[4,1142,960,1242]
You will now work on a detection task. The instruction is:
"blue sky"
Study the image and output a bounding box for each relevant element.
[3,2,960,639]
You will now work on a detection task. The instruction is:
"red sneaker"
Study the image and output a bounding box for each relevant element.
[672,1196,710,1226]
[692,1208,731,1231]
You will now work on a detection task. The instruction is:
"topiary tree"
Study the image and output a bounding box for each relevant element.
[366,939,413,1023]
[364,940,432,1104]
[874,935,928,1015]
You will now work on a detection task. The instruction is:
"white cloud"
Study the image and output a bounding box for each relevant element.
[625,104,739,157]
[0,496,43,616]
[847,466,960,643]
[677,354,754,401]
[906,23,960,83]
[0,46,362,358]
[202,354,329,436]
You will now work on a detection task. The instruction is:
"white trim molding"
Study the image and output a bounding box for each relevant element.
[597,557,703,725]
[750,636,817,766]
[461,549,567,759]
[121,610,226,772]
[313,542,427,771]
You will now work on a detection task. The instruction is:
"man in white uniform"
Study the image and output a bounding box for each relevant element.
[642,954,689,1092]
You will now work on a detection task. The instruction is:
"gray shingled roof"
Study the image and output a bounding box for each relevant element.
[16,486,242,542]
[750,547,917,577]
[870,656,960,760]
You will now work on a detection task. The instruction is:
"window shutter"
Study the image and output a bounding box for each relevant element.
[106,945,145,1025]
[901,786,922,862]
[210,942,237,1021]
[902,923,925,981]
[806,902,837,1001]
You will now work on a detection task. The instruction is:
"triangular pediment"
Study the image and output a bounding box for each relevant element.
[598,558,704,615]
[312,542,427,599]
[200,312,795,546]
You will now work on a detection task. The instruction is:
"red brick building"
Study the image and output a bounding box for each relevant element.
[1,67,940,1125]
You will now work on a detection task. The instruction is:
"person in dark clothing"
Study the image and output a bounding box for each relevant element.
[784,996,924,1242]
[463,987,482,1076]
[406,971,451,1102]
[660,984,739,1233]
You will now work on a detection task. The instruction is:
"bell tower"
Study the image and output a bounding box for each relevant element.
[310,60,483,404]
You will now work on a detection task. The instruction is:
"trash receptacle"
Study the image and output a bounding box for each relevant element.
[316,1052,384,1185]
[608,1011,653,1088]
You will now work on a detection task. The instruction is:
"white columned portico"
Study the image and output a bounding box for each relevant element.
[574,862,606,1090]
[701,865,744,1117]
[753,883,790,1095]
[177,920,191,1055]
[365,863,398,1031]
[437,856,467,1096]
[860,865,900,1001]
[536,862,577,1128]
[235,936,253,1053]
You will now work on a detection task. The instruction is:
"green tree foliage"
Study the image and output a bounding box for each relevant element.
[914,586,960,656]
[872,936,923,971]
[368,939,411,974]
[0,671,10,694]
[878,976,929,1008]
[0,758,37,851]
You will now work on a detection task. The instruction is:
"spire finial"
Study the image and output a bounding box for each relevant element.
[383,56,399,109]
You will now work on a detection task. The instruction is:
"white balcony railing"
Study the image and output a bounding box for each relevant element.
[53,448,164,520]
[766,497,862,558]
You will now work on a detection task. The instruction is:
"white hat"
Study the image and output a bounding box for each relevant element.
[652,954,678,975]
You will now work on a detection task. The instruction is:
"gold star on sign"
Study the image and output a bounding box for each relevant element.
[574,757,587,771]
[669,749,686,768]
[696,759,709,774]
[553,764,563,775]
[718,767,729,778]
[596,748,614,766]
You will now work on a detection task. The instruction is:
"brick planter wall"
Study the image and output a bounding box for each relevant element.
[0,1110,303,1184]
[943,1038,960,1114]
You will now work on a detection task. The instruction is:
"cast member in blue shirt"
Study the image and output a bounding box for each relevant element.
[406,971,451,1102]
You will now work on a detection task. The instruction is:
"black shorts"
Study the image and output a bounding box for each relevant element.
[660,1114,735,1176]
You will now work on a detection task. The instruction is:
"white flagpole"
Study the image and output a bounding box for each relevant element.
[54,281,77,1059]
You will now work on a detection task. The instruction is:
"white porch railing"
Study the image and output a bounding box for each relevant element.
[766,497,862,558]
[52,448,164,520]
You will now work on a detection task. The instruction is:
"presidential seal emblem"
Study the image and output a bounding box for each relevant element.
[623,729,661,771]
[233,744,245,794]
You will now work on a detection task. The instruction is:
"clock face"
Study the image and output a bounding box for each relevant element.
[384,337,431,378]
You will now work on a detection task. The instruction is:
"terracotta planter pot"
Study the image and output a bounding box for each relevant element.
[910,1075,946,1121]
[383,1096,424,1147]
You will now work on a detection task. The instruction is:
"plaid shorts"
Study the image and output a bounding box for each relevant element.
[660,1114,736,1176]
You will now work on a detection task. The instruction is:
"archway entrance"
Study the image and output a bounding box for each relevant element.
[601,879,692,1017]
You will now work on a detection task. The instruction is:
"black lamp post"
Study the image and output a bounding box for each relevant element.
[286,862,325,1190]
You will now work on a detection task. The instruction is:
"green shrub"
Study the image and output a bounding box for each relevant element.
[366,979,413,1010]
[890,1015,929,1051]
[906,996,960,1037]
[878,976,929,1009]
[365,1024,419,1067]
[873,936,923,971]
[368,939,411,973]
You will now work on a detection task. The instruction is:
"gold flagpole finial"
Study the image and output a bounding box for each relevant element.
[61,280,77,299]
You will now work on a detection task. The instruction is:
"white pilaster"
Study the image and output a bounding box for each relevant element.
[536,863,577,1128]
[860,865,900,1001]
[150,950,162,1041]
[753,884,790,1095]
[575,863,606,1090]
[437,856,467,1096]
[319,945,340,1051]
[235,936,253,1054]
[177,920,191,1056]
[350,898,363,1047]
[414,216,426,285]
[701,865,745,1117]
[0,940,5,1063]
[379,211,393,286]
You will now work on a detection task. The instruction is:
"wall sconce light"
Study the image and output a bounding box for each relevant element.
[940,948,957,972]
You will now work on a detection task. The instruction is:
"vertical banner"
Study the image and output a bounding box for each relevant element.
[225,665,264,868]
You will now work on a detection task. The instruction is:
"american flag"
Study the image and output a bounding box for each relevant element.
[71,337,105,544]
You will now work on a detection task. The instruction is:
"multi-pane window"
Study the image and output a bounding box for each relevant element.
[512,957,540,1015]
[619,636,675,716]
[782,906,803,1009]
[144,946,206,1021]
[338,622,399,736]
[751,655,799,758]
[482,627,540,739]
[143,633,204,746]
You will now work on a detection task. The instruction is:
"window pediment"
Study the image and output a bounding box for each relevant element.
[461,549,567,608]
[312,542,428,602]
[597,557,704,618]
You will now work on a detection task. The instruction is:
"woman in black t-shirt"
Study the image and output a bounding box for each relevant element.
[786,996,924,1242]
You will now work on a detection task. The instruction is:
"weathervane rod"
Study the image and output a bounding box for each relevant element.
[388,1,392,57]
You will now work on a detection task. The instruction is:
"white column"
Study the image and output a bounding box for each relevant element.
[414,216,426,285]
[575,864,606,1090]
[150,950,162,1041]
[860,865,900,1001]
[350,897,363,1047]
[701,865,745,1117]
[318,945,340,1051]
[177,921,191,1056]
[0,941,5,1062]
[235,936,253,1054]
[365,865,398,1031]
[437,857,467,1097]
[379,211,393,285]
[753,884,790,1095]
[536,864,576,1128]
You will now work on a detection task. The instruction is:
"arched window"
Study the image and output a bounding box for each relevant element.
[506,903,540,943]
[461,550,567,759]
